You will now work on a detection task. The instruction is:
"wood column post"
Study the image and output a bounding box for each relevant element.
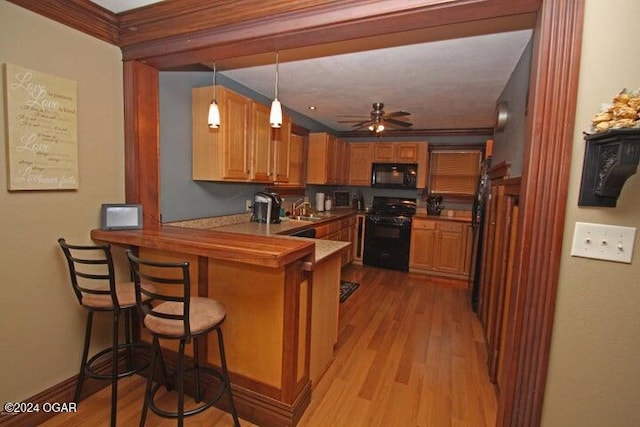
[123,60,161,227]
[498,1,585,426]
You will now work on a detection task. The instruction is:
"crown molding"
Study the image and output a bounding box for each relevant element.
[7,0,119,45]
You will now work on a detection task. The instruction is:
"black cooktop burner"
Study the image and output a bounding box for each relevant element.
[368,196,417,216]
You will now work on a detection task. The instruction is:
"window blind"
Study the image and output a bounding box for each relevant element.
[429,150,481,195]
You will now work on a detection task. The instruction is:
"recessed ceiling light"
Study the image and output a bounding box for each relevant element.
[308,106,317,110]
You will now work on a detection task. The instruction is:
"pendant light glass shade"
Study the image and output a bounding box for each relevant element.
[208,62,221,128]
[270,99,282,128]
[208,101,220,129]
[270,52,283,128]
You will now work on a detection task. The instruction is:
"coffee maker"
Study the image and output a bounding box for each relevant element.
[251,192,282,224]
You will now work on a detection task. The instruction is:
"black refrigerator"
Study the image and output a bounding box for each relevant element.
[470,155,491,312]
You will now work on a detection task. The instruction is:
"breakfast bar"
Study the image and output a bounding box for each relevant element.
[91,224,348,427]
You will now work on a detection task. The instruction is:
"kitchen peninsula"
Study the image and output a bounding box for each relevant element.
[90,213,351,427]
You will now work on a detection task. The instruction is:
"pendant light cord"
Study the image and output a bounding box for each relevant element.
[274,52,279,98]
[213,62,217,98]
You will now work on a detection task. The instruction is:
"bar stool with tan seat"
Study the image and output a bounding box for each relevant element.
[125,250,240,427]
[58,238,153,427]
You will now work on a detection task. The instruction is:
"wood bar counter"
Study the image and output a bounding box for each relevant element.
[91,225,318,427]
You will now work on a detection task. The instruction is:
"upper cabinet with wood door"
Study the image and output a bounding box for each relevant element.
[286,132,305,187]
[307,132,342,185]
[373,142,419,163]
[351,141,428,188]
[348,143,373,185]
[192,85,294,184]
[193,85,251,181]
[272,115,291,183]
[250,101,273,182]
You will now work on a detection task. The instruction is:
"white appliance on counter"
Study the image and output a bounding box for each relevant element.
[316,192,325,212]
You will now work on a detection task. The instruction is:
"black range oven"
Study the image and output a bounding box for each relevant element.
[363,196,416,271]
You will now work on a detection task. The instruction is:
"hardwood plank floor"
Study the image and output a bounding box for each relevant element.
[41,265,496,426]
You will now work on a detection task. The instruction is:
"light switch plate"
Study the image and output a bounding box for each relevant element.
[570,222,636,263]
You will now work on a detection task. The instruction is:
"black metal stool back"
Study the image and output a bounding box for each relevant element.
[126,250,240,427]
[58,238,148,427]
[59,238,121,310]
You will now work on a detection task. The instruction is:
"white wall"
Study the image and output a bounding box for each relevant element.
[542,0,640,425]
[0,2,125,402]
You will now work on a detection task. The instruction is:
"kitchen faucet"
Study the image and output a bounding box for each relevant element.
[292,198,311,216]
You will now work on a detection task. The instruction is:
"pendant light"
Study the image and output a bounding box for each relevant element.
[269,52,283,128]
[207,62,220,128]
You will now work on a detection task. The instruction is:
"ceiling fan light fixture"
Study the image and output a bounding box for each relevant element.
[207,62,220,128]
[270,52,282,128]
[369,122,384,133]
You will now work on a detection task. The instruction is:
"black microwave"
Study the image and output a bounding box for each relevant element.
[371,163,418,189]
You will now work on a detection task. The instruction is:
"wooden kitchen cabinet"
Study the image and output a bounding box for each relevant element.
[193,85,251,181]
[373,142,419,163]
[409,220,437,270]
[435,221,471,274]
[286,132,305,187]
[477,171,521,392]
[272,115,291,183]
[409,217,472,279]
[369,141,428,188]
[417,142,429,189]
[193,85,293,184]
[338,216,356,265]
[250,101,273,182]
[338,139,350,184]
[311,214,356,266]
[348,143,373,185]
[307,132,342,185]
[309,251,341,386]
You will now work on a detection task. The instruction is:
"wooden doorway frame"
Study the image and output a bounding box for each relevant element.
[119,1,585,425]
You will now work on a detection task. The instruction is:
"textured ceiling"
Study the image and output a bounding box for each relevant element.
[221,31,532,132]
[91,1,532,133]
[91,0,162,13]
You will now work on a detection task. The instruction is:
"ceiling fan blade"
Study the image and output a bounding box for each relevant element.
[385,111,411,118]
[385,118,412,127]
[351,120,373,128]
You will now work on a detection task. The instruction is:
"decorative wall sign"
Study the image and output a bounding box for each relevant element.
[3,63,78,190]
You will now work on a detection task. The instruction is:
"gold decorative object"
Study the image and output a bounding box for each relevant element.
[590,88,640,133]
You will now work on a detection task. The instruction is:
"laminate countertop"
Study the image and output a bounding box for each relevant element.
[211,210,355,263]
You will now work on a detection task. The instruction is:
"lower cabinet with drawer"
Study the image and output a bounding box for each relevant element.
[409,217,472,279]
[315,214,356,266]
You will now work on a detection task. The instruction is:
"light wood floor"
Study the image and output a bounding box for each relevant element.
[42,265,496,426]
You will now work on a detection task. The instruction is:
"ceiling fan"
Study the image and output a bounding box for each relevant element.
[338,102,412,133]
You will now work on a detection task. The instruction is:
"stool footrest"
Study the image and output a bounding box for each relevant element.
[148,366,229,419]
[84,342,150,381]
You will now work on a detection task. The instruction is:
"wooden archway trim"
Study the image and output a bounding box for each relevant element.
[498,1,585,425]
[116,1,585,426]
